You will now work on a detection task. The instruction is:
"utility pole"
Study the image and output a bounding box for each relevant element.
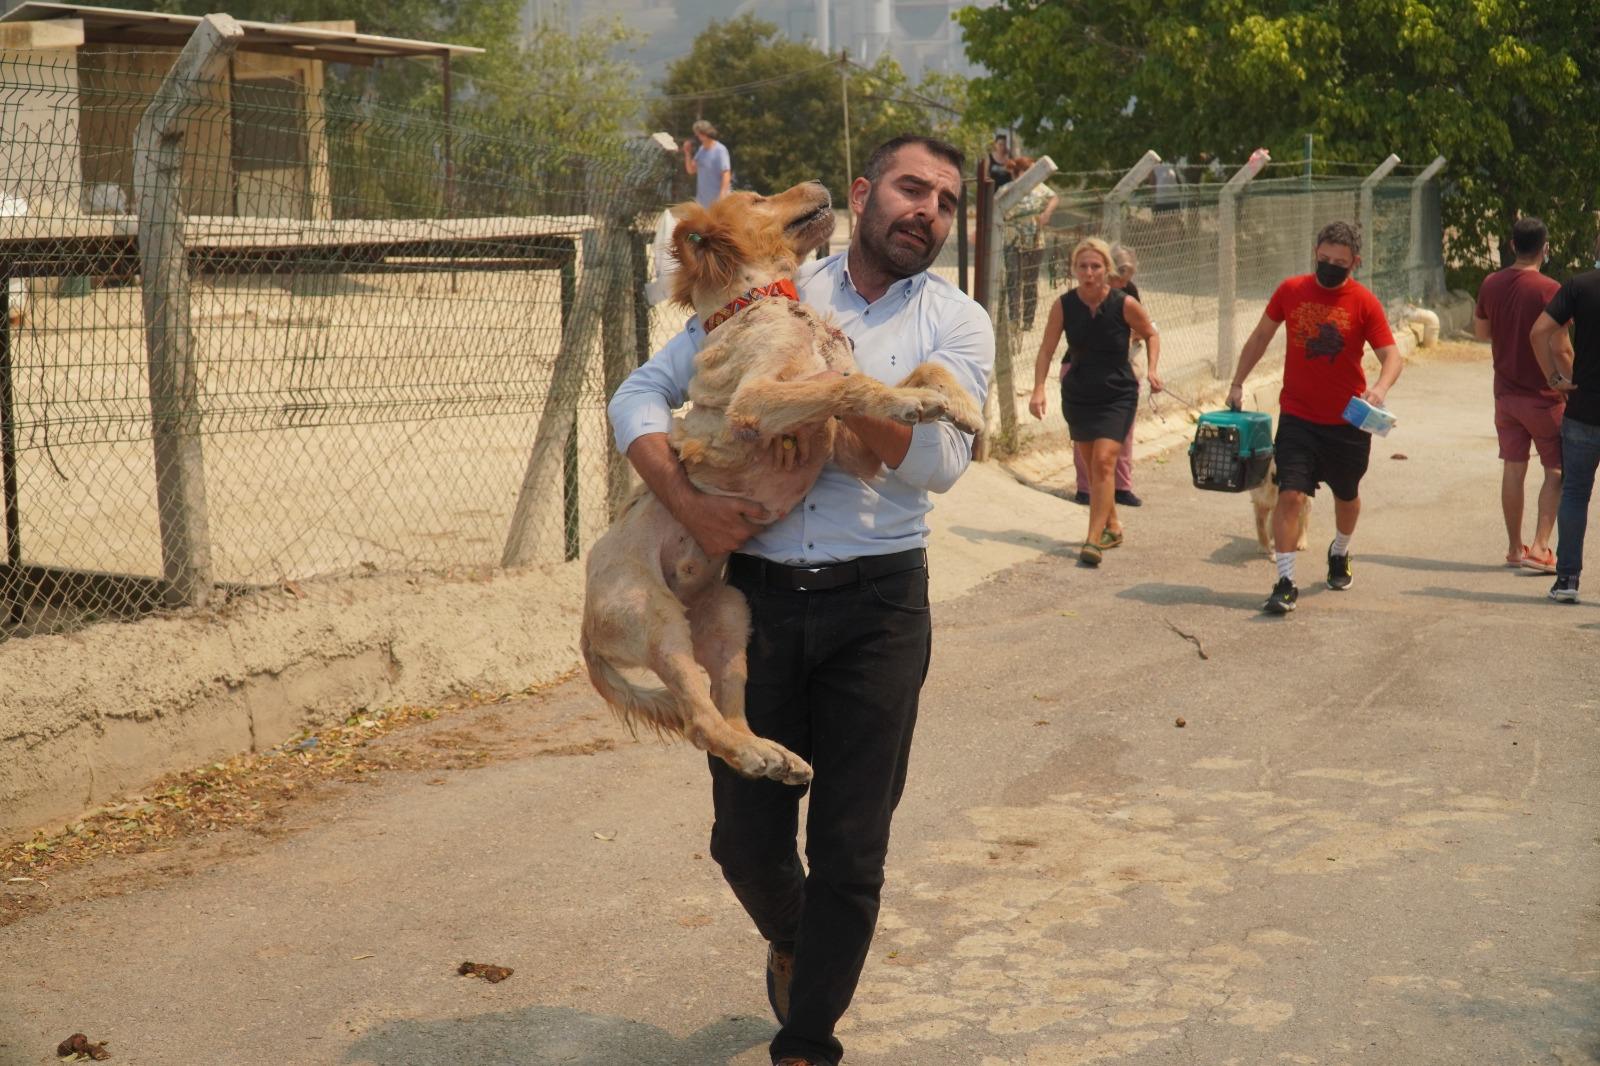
[839,49,853,235]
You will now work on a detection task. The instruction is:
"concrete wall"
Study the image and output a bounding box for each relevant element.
[0,561,587,844]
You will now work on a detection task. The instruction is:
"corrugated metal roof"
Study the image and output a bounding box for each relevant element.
[0,2,484,62]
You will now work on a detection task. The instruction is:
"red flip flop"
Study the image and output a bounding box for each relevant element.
[1521,547,1557,574]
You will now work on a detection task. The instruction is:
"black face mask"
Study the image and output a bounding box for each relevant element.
[1315,260,1351,288]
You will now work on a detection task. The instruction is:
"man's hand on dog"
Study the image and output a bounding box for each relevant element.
[678,493,768,556]
[769,432,810,470]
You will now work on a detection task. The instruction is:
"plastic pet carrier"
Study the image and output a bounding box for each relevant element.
[1189,410,1274,492]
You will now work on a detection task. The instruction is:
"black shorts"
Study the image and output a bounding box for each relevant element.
[1273,412,1371,501]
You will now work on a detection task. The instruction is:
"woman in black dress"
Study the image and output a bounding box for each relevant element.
[1028,237,1163,565]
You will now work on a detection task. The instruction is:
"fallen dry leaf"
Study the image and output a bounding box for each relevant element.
[1391,453,1408,460]
[592,831,617,842]
[458,961,513,983]
[56,1033,110,1060]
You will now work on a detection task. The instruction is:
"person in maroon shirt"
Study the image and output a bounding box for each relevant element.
[1474,216,1563,572]
[1226,221,1404,614]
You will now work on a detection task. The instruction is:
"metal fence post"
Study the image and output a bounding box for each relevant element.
[133,13,242,607]
[1358,153,1400,285]
[1101,150,1160,245]
[502,140,671,568]
[983,155,1057,455]
[1215,148,1270,381]
[1406,156,1447,301]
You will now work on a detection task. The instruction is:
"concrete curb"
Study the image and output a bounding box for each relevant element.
[1,565,586,843]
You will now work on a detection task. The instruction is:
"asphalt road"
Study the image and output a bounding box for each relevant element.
[3,353,1597,1066]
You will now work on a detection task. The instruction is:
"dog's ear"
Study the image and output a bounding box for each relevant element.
[670,206,754,310]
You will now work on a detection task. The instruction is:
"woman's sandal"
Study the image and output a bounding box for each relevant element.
[1098,527,1124,550]
[1079,541,1103,566]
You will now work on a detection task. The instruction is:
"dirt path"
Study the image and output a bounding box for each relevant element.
[2,350,1597,1066]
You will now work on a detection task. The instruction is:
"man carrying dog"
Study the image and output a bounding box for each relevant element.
[608,135,992,1066]
[1474,216,1562,573]
[1226,220,1403,614]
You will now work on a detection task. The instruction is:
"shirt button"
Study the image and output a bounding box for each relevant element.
[808,504,816,511]
[807,542,814,549]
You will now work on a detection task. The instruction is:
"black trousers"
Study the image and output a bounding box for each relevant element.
[711,563,933,1066]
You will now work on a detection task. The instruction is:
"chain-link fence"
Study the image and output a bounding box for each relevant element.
[1,25,683,642]
[985,158,1446,437]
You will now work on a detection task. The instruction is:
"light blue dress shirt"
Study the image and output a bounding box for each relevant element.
[608,251,995,565]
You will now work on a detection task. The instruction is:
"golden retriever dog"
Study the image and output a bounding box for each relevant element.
[1252,458,1312,560]
[580,181,982,785]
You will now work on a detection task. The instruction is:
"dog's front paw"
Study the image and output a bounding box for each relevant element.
[941,395,984,434]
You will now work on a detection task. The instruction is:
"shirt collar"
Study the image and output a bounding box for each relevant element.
[836,254,929,306]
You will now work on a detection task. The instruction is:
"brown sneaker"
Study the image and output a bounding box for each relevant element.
[766,943,794,1025]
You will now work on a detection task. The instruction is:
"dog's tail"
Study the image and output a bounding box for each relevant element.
[580,628,681,737]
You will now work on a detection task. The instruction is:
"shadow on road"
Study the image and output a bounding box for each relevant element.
[1116,581,1307,613]
[1359,553,1515,575]
[1205,534,1271,568]
[1401,585,1584,607]
[344,1007,772,1066]
[945,525,1079,555]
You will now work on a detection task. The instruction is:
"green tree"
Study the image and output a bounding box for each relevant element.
[648,16,959,204]
[956,0,1600,279]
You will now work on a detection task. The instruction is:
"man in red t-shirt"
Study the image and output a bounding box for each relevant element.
[1474,216,1563,572]
[1226,220,1404,614]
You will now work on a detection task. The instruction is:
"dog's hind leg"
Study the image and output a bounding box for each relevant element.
[1254,498,1274,556]
[651,595,813,785]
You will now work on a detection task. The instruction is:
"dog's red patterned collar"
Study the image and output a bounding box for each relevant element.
[702,278,799,334]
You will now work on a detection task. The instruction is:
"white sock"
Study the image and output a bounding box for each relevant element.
[1276,551,1296,583]
[1331,531,1353,556]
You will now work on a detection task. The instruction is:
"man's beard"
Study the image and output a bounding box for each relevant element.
[859,187,943,278]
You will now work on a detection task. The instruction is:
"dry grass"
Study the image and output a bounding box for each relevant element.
[0,673,595,927]
[1410,336,1490,364]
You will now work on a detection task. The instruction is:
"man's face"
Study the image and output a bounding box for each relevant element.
[851,144,962,278]
[1314,242,1357,272]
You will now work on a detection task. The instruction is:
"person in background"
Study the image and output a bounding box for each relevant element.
[683,119,732,207]
[1529,233,1600,604]
[1072,242,1146,506]
[984,132,1012,190]
[1226,221,1403,615]
[1474,216,1562,572]
[1001,156,1057,332]
[1028,237,1163,566]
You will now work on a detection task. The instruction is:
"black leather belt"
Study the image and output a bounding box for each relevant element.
[728,548,927,593]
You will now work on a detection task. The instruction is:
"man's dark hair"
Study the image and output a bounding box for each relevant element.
[862,135,965,183]
[1511,216,1547,256]
[1315,220,1362,257]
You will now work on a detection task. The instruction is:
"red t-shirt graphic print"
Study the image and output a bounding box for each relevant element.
[1266,274,1395,424]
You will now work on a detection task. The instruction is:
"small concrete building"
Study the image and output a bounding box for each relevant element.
[0,2,478,220]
